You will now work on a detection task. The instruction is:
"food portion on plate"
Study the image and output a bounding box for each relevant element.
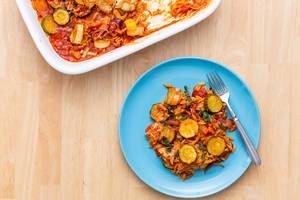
[31,0,211,62]
[145,83,237,179]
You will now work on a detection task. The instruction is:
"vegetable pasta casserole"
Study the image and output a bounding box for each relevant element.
[145,83,237,179]
[31,0,211,61]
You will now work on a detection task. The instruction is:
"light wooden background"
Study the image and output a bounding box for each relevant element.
[1,0,300,199]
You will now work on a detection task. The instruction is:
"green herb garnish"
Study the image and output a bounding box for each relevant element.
[165,146,172,152]
[198,110,203,116]
[201,153,206,160]
[198,142,206,150]
[184,85,191,100]
[174,151,179,158]
[178,113,189,121]
[203,111,212,122]
[161,137,171,146]
[166,105,175,118]
[219,123,226,130]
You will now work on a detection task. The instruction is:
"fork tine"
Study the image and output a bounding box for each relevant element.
[211,72,223,94]
[206,74,213,89]
[206,74,215,91]
[214,72,227,93]
[207,73,220,95]
[211,72,224,94]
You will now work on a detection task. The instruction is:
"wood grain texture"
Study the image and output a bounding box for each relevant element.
[1,0,300,199]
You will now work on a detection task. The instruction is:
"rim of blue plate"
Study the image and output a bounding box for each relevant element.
[118,57,261,198]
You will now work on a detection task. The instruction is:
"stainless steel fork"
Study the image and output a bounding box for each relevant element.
[207,72,261,166]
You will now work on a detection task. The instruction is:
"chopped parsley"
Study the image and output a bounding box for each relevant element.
[184,85,191,100]
[202,111,212,122]
[161,137,171,146]
[198,142,206,150]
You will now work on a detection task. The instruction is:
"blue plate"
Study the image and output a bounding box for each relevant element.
[119,57,261,198]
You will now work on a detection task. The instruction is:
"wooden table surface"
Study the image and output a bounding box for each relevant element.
[1,0,300,199]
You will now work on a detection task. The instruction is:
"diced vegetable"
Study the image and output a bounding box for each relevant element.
[167,87,181,105]
[124,19,137,32]
[70,24,85,44]
[121,2,131,11]
[53,8,70,25]
[32,0,49,14]
[165,119,179,126]
[205,95,222,113]
[94,40,111,48]
[96,0,113,13]
[120,1,136,12]
[179,119,198,138]
[207,137,226,156]
[179,145,197,164]
[150,103,169,122]
[127,26,144,37]
[124,19,144,36]
[160,126,175,143]
[41,15,57,34]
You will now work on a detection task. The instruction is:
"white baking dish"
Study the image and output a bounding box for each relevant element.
[16,0,221,75]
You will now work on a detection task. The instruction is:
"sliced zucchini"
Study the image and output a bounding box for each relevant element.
[70,24,85,44]
[94,40,110,49]
[179,145,197,164]
[207,137,226,156]
[150,103,169,122]
[167,87,181,105]
[53,8,70,25]
[41,15,57,34]
[161,126,175,143]
[205,95,222,113]
[179,119,198,138]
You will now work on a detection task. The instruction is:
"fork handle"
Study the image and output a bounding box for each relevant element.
[227,104,262,166]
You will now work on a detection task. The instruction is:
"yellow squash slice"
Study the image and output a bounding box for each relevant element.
[207,136,226,156]
[179,145,197,164]
[41,15,57,34]
[205,95,222,113]
[150,104,169,122]
[53,8,70,25]
[179,119,198,138]
[161,126,175,143]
